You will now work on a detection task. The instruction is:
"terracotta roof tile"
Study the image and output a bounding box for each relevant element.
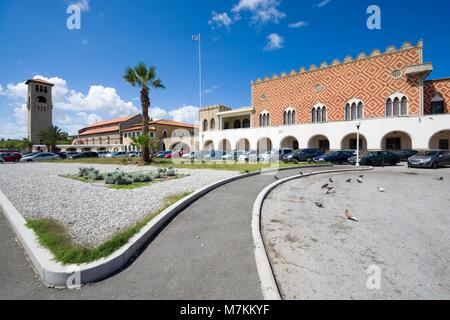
[84,115,137,129]
[78,126,120,136]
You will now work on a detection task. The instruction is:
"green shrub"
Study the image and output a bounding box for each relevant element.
[131,173,152,183]
[116,176,133,185]
[166,168,176,177]
[105,170,124,185]
[78,167,103,180]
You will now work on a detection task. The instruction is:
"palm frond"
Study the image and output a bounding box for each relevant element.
[152,78,165,89]
[134,63,149,87]
[123,67,139,87]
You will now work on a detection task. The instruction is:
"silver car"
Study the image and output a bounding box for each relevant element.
[20,152,60,162]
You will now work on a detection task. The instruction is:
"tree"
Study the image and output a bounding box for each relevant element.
[38,125,66,152]
[123,63,165,164]
[131,134,160,163]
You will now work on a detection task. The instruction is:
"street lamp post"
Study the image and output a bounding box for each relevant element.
[356,121,361,167]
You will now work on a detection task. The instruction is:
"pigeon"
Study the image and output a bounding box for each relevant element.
[357,178,363,184]
[326,187,336,194]
[314,202,325,208]
[345,209,359,222]
[321,183,329,189]
[346,178,352,183]
[299,171,304,176]
[274,175,280,180]
[359,175,364,178]
[377,187,386,193]
[329,178,334,183]
[437,177,444,181]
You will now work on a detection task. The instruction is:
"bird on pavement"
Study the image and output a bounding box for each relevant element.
[329,178,334,183]
[346,178,352,183]
[359,175,364,178]
[377,187,386,193]
[274,175,280,180]
[326,187,336,194]
[345,209,359,222]
[314,202,325,208]
[437,177,444,181]
[321,183,329,189]
[299,171,304,176]
[357,178,363,184]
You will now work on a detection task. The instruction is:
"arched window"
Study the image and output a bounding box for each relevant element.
[163,130,168,138]
[401,97,408,116]
[267,114,270,126]
[312,108,317,123]
[345,104,350,121]
[210,119,215,130]
[351,103,357,120]
[291,110,296,125]
[35,85,39,92]
[259,112,270,127]
[234,119,241,129]
[243,119,250,128]
[203,119,208,131]
[263,114,267,127]
[357,102,364,119]
[393,98,400,116]
[317,107,322,123]
[36,96,47,103]
[386,98,393,117]
[44,87,48,93]
[283,111,288,125]
[259,114,263,127]
[431,95,444,114]
[322,107,327,123]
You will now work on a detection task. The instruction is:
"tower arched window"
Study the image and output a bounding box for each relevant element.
[203,119,208,131]
[401,97,408,116]
[431,95,444,114]
[317,107,322,123]
[393,98,400,116]
[357,102,364,119]
[259,111,270,127]
[345,104,350,121]
[291,110,296,124]
[351,103,357,120]
[312,108,317,123]
[36,96,47,103]
[234,119,241,129]
[322,107,327,122]
[210,119,215,130]
[386,98,393,117]
[259,114,263,127]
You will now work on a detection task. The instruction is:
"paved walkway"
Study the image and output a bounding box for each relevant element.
[0,167,330,300]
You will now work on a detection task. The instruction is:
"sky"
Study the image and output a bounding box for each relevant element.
[1,0,450,139]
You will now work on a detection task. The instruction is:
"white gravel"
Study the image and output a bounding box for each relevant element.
[0,163,238,246]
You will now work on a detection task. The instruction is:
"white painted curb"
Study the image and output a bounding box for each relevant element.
[251,167,373,300]
[0,164,329,288]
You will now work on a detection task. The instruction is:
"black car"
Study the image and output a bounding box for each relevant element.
[55,152,67,159]
[284,148,324,162]
[313,151,355,164]
[349,151,400,166]
[71,151,99,159]
[393,149,418,161]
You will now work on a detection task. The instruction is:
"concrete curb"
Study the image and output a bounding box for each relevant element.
[251,166,373,300]
[0,164,330,288]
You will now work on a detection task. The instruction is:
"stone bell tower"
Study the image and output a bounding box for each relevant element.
[26,79,54,144]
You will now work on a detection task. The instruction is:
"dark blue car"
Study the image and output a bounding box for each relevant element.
[313,151,354,164]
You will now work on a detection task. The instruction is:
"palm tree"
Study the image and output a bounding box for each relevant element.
[38,125,65,152]
[130,134,160,163]
[123,63,165,164]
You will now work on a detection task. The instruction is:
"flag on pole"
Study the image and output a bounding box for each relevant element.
[192,34,200,41]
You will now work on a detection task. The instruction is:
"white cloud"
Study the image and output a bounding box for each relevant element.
[209,11,234,29]
[288,21,308,28]
[232,0,286,26]
[0,84,4,96]
[150,107,168,120]
[168,106,199,124]
[264,33,284,51]
[73,0,90,11]
[316,0,332,8]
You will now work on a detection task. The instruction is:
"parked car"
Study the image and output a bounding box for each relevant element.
[259,151,273,162]
[54,152,67,159]
[238,150,260,162]
[106,151,129,158]
[313,151,355,164]
[157,151,172,159]
[222,150,246,161]
[271,148,294,161]
[0,155,5,164]
[393,149,419,161]
[284,149,324,162]
[127,151,141,158]
[97,151,110,158]
[349,151,400,166]
[0,151,22,162]
[164,152,174,159]
[407,150,450,169]
[71,151,99,159]
[65,152,80,159]
[20,152,60,162]
[343,149,357,156]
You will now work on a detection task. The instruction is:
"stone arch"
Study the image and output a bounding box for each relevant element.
[429,130,450,150]
[171,142,191,154]
[280,136,299,150]
[236,138,251,151]
[257,137,273,154]
[218,139,232,152]
[204,140,214,151]
[308,134,330,151]
[381,131,413,150]
[340,133,368,152]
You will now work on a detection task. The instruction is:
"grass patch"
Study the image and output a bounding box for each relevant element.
[26,192,191,265]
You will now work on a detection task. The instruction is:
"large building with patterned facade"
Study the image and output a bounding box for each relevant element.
[199,40,450,153]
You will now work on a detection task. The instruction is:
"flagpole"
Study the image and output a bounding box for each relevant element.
[198,33,202,110]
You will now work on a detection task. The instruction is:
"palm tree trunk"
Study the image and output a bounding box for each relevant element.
[140,88,151,164]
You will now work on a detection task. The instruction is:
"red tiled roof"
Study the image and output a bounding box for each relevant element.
[78,126,119,136]
[84,115,138,129]
[123,125,156,132]
[25,79,54,86]
[150,119,195,128]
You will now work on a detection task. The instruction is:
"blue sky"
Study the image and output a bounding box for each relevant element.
[1,0,450,138]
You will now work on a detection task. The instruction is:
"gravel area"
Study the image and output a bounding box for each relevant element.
[262,165,450,300]
[0,163,238,246]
